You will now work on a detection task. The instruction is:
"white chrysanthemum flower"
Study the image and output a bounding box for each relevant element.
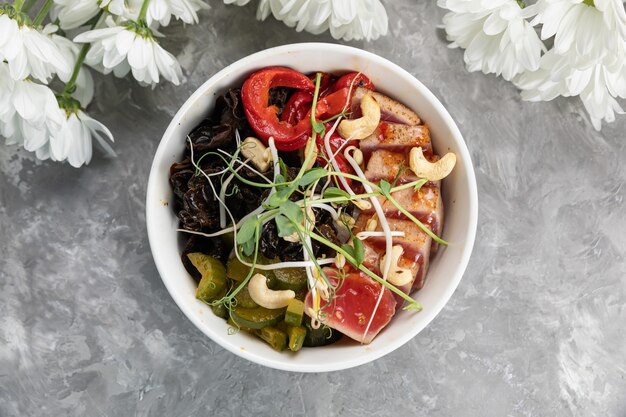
[516,0,626,129]
[327,0,388,41]
[439,0,545,81]
[0,63,64,153]
[0,13,72,82]
[526,0,625,66]
[145,0,209,26]
[51,0,101,30]
[594,0,626,38]
[48,109,115,168]
[74,22,183,86]
[226,0,388,41]
[0,62,115,166]
[100,0,133,18]
[579,61,625,129]
[516,46,626,130]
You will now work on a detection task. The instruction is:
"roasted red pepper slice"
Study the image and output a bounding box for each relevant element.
[310,72,335,97]
[315,87,351,120]
[242,67,315,151]
[331,72,375,93]
[280,91,313,125]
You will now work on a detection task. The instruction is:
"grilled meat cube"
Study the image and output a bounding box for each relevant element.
[360,122,432,160]
[351,87,421,126]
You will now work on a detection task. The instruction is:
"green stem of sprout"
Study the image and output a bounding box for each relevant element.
[310,72,322,130]
[212,223,263,318]
[390,179,428,193]
[32,0,53,26]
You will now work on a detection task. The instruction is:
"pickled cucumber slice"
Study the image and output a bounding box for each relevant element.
[227,317,253,332]
[287,326,307,352]
[226,255,276,283]
[255,327,288,351]
[234,284,259,309]
[231,306,285,329]
[272,267,307,291]
[188,253,227,303]
[285,299,305,327]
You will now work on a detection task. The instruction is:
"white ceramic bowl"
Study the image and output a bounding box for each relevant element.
[146,43,477,372]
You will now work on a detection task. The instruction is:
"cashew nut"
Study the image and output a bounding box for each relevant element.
[409,147,456,181]
[302,136,318,170]
[241,137,272,172]
[338,93,381,140]
[248,273,295,309]
[380,245,414,287]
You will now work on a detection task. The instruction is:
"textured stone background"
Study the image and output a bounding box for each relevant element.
[1,2,626,416]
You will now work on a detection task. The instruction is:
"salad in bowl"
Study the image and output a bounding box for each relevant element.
[147,43,477,372]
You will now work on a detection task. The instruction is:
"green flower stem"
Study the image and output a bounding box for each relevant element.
[22,0,37,13]
[304,227,422,310]
[62,11,103,97]
[13,0,25,12]
[63,43,90,95]
[32,0,53,26]
[138,0,151,21]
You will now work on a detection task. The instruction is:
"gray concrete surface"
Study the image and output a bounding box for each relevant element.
[1,1,625,416]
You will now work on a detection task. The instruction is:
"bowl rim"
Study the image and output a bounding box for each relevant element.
[146,42,478,372]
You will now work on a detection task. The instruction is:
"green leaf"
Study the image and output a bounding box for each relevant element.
[312,121,325,137]
[275,214,298,237]
[266,186,293,208]
[237,216,258,246]
[379,179,392,196]
[298,168,327,187]
[323,187,350,199]
[352,236,364,266]
[241,240,255,257]
[279,200,303,223]
[341,243,355,262]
